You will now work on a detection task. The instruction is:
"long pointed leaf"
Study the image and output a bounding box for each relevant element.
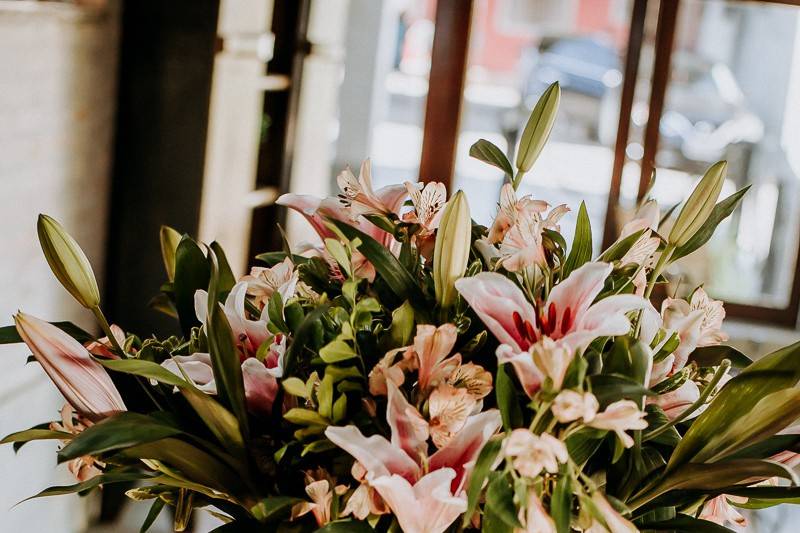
[562,201,592,278]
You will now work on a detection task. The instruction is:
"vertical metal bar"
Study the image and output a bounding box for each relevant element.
[602,0,648,249]
[639,0,680,199]
[418,0,473,188]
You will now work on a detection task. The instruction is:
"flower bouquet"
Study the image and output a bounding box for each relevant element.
[4,82,800,533]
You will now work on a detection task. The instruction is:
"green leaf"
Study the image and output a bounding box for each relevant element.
[637,514,735,532]
[98,357,190,388]
[469,139,514,178]
[329,220,427,311]
[672,186,750,261]
[206,298,249,436]
[315,520,375,532]
[689,345,752,368]
[1,428,73,448]
[588,374,655,407]
[0,321,93,345]
[319,339,357,363]
[667,339,800,471]
[631,459,798,510]
[140,498,166,533]
[22,469,154,502]
[551,473,573,533]
[98,358,245,453]
[58,412,182,463]
[122,438,247,497]
[284,408,328,426]
[464,435,503,525]
[174,236,211,334]
[384,300,415,350]
[282,377,308,398]
[250,496,302,523]
[693,387,800,463]
[485,473,522,529]
[566,428,605,465]
[210,242,236,295]
[599,229,647,263]
[562,202,592,278]
[496,364,523,431]
[283,304,330,376]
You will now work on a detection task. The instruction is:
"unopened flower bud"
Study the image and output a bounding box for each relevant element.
[434,191,472,308]
[668,161,727,247]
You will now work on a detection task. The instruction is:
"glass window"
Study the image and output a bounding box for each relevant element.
[649,0,800,308]
[453,0,632,251]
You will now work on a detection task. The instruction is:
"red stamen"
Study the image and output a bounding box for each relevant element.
[525,321,537,343]
[547,302,557,334]
[561,307,572,334]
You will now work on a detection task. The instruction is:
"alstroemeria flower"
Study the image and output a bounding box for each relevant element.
[552,390,599,424]
[619,199,660,239]
[403,181,447,234]
[648,379,701,421]
[503,429,568,479]
[699,495,747,529]
[517,492,556,533]
[588,400,648,448]
[649,287,727,382]
[498,210,549,272]
[291,478,347,526]
[15,312,126,421]
[241,257,296,309]
[341,462,389,520]
[487,183,551,244]
[456,262,647,396]
[336,159,407,220]
[325,382,501,533]
[428,384,476,448]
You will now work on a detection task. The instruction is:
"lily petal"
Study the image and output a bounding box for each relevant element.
[455,273,538,351]
[386,381,430,459]
[324,425,421,482]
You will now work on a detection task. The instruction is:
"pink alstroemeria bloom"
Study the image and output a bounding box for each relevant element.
[456,262,647,396]
[699,495,747,529]
[325,382,501,533]
[15,312,126,421]
[487,183,550,244]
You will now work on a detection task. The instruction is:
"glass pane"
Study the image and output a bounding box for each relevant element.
[453,0,632,251]
[652,0,800,308]
[334,0,436,190]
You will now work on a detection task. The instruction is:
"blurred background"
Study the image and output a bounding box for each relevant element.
[1,0,800,531]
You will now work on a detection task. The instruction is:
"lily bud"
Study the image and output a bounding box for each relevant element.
[15,312,126,421]
[668,161,727,247]
[160,225,182,281]
[433,190,471,308]
[515,82,560,174]
[37,214,100,309]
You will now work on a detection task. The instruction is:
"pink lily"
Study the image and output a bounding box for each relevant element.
[325,382,501,533]
[15,312,126,421]
[161,335,286,416]
[456,262,647,396]
[647,379,702,421]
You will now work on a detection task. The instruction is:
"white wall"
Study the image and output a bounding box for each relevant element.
[0,1,119,531]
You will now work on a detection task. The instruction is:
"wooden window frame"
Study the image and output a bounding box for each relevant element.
[412,0,800,327]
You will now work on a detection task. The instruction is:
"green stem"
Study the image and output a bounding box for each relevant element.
[91,306,124,355]
[644,245,674,299]
[642,360,731,442]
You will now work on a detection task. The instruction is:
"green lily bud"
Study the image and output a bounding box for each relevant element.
[37,214,100,309]
[434,190,472,308]
[160,225,182,282]
[668,161,727,247]
[515,81,561,175]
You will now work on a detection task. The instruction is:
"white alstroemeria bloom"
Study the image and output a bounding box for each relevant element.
[655,286,728,378]
[337,159,406,220]
[619,199,660,239]
[403,181,447,234]
[552,390,599,423]
[488,183,550,244]
[588,400,648,448]
[620,230,660,267]
[503,429,568,478]
[241,257,296,308]
[648,379,702,421]
[428,384,476,448]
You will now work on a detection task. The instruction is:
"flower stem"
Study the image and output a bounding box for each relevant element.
[91,306,124,355]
